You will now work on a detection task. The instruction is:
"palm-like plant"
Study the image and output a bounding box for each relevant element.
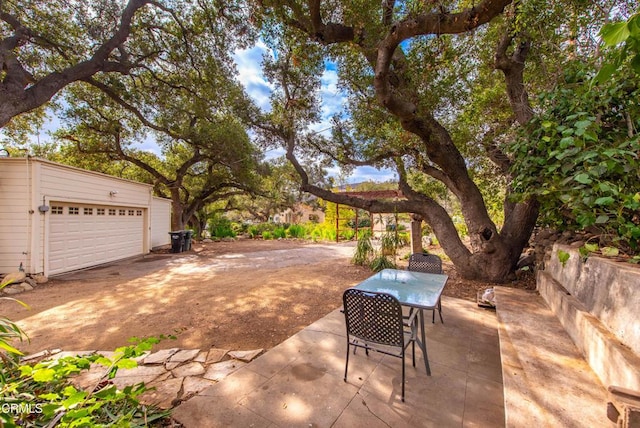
[0,277,29,355]
[352,230,374,266]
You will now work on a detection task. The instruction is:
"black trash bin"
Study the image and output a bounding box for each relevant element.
[183,230,193,251]
[169,231,185,253]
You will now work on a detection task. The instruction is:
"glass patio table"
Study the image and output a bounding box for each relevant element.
[352,268,448,375]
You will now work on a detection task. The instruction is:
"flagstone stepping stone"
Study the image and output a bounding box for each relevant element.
[203,360,246,381]
[194,350,208,363]
[203,348,229,364]
[172,361,205,378]
[182,376,216,397]
[111,365,168,389]
[143,348,180,364]
[228,349,263,362]
[169,349,200,363]
[2,271,26,285]
[165,361,181,370]
[49,350,97,360]
[71,364,110,392]
[140,377,184,409]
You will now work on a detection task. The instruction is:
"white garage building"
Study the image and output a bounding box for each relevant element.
[0,157,171,276]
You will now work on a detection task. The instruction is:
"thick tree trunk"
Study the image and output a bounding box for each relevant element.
[286,137,535,283]
[274,0,536,282]
[170,187,185,231]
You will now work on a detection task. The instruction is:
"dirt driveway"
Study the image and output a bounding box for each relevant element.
[2,239,374,355]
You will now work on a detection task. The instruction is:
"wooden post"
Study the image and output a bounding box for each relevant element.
[336,203,340,243]
[355,209,359,240]
[370,212,373,238]
[410,215,423,254]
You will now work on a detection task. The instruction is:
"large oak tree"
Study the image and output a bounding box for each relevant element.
[256,0,631,281]
[55,1,261,231]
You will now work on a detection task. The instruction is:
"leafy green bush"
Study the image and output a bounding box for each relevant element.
[231,222,248,235]
[340,229,355,240]
[209,215,236,238]
[247,225,260,238]
[286,224,305,238]
[306,223,337,241]
[247,222,278,238]
[509,63,640,253]
[452,215,468,238]
[397,232,409,247]
[262,231,273,240]
[273,227,287,239]
[0,337,170,427]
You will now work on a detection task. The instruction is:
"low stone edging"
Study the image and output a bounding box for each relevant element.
[23,347,264,410]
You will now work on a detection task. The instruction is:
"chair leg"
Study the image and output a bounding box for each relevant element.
[401,351,406,402]
[344,342,350,382]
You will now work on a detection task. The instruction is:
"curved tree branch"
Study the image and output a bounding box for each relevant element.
[494,30,533,125]
[0,0,154,127]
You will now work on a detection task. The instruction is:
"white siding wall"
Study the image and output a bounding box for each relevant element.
[39,162,151,207]
[0,158,156,275]
[0,158,32,273]
[151,197,171,248]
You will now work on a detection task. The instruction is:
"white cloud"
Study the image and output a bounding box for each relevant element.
[318,65,345,123]
[233,41,273,112]
[348,166,396,183]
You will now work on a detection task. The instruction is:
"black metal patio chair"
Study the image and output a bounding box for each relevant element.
[408,253,444,323]
[342,288,419,402]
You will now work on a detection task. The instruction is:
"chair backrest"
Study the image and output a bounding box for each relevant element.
[343,288,404,348]
[408,253,443,274]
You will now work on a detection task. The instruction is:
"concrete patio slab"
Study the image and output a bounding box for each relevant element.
[173,296,505,427]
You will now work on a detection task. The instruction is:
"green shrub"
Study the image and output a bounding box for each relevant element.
[509,63,640,253]
[262,231,273,240]
[0,337,170,427]
[273,227,287,239]
[287,224,305,238]
[209,215,236,238]
[340,229,355,240]
[1,277,29,356]
[397,232,409,247]
[247,225,260,238]
[231,222,248,234]
[306,223,336,241]
[380,231,408,256]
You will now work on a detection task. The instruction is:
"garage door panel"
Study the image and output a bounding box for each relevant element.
[49,203,145,275]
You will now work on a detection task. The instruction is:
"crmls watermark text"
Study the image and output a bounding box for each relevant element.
[1,403,44,414]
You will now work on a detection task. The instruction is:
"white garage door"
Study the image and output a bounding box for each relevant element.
[49,203,145,275]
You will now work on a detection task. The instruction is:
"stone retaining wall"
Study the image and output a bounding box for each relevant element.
[537,244,640,391]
